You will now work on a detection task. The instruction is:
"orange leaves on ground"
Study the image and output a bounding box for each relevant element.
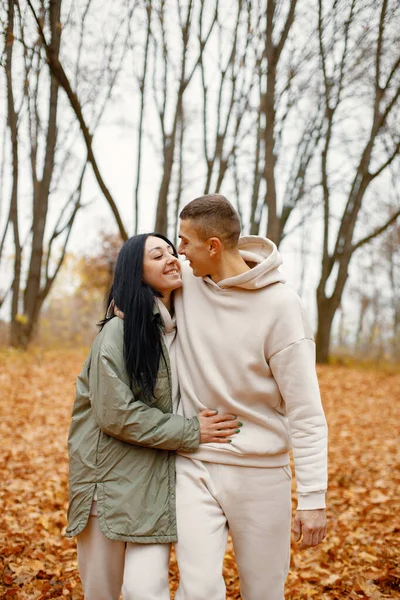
[0,348,87,600]
[0,348,399,599]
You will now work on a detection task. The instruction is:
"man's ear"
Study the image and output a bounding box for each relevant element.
[207,237,222,257]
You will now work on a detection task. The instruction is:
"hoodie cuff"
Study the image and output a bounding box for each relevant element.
[297,491,326,510]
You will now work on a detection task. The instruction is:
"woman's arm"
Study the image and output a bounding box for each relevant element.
[90,339,238,452]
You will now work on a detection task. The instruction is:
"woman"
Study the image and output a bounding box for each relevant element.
[66,233,240,600]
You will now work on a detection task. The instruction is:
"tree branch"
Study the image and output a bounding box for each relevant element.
[276,0,297,61]
[352,210,400,253]
[370,139,400,180]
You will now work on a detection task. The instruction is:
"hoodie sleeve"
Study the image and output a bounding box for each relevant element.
[268,295,328,510]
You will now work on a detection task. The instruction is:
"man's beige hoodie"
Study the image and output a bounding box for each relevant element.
[174,235,328,510]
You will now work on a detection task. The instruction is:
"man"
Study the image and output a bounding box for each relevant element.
[173,194,328,600]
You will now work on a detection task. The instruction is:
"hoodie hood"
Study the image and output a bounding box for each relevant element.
[213,235,286,290]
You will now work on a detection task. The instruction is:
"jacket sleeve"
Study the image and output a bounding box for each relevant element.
[269,329,328,511]
[89,338,200,453]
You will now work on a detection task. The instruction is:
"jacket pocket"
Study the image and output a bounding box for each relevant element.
[137,369,169,407]
[150,370,171,410]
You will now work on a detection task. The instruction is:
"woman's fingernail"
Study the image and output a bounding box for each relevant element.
[235,429,241,433]
[228,439,232,443]
[237,422,243,427]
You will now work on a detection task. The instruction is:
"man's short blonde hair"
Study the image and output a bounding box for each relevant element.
[179,194,241,249]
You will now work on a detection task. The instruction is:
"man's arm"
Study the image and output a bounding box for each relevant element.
[269,337,328,548]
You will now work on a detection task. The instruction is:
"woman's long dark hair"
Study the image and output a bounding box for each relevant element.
[99,233,178,398]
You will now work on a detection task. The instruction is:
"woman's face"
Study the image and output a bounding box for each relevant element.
[142,236,182,295]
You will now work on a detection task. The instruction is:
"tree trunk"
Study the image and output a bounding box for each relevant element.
[264,64,279,243]
[315,298,336,363]
[154,140,175,235]
[134,1,152,234]
[20,0,62,346]
[6,0,22,347]
[249,84,263,236]
[10,321,30,348]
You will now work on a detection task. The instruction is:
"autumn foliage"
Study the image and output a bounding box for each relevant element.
[0,348,399,599]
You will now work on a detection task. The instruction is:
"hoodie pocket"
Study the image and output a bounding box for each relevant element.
[281,464,292,482]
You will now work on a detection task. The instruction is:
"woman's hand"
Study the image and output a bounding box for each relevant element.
[198,409,242,444]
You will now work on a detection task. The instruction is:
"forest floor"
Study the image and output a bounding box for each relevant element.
[0,347,399,599]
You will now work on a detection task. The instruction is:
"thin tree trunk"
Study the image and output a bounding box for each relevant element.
[134,1,152,233]
[264,1,278,242]
[355,296,370,351]
[173,117,185,241]
[5,0,23,346]
[250,64,263,235]
[260,0,298,245]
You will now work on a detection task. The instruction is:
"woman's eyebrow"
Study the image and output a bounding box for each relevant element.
[147,245,172,255]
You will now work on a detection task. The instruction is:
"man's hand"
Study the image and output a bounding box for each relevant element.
[293,509,327,549]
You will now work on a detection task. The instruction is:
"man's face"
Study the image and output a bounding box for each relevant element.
[178,219,213,277]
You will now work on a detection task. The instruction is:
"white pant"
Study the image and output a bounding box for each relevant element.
[174,456,292,600]
[77,508,171,600]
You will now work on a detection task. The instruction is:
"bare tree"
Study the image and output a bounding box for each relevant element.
[2,0,22,330]
[26,0,130,242]
[152,0,219,235]
[240,0,323,245]
[315,0,400,362]
[1,0,64,344]
[1,0,133,346]
[130,0,152,234]
[198,1,257,202]
[262,0,298,242]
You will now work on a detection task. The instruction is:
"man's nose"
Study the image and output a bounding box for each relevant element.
[177,243,184,255]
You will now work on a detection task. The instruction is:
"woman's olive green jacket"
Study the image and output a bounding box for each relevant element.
[66,315,200,543]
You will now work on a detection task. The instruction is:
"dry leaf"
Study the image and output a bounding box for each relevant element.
[0,350,399,599]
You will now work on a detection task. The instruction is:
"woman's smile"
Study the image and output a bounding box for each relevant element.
[164,268,180,275]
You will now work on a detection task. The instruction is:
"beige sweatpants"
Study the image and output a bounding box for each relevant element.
[174,456,292,600]
[77,506,171,600]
